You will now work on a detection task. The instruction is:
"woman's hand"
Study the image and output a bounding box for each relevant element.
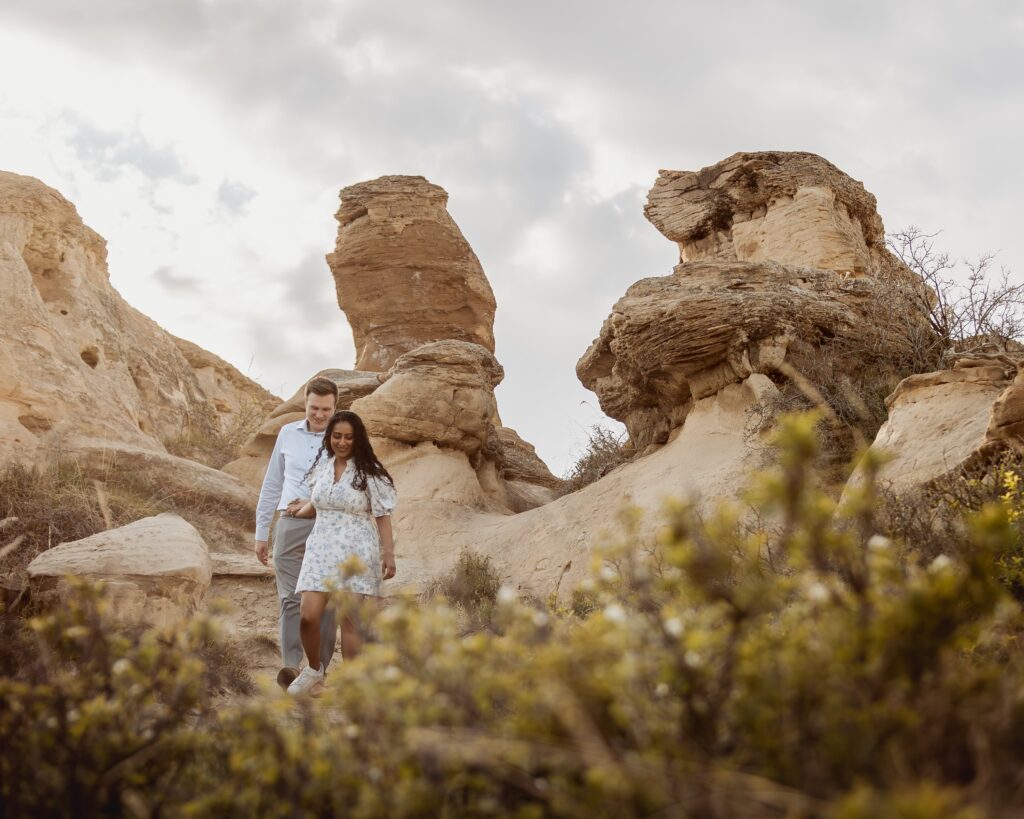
[381,550,397,581]
[377,515,396,580]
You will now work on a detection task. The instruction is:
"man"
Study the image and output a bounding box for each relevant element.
[255,376,338,690]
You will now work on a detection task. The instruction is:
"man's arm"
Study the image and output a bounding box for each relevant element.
[254,427,288,563]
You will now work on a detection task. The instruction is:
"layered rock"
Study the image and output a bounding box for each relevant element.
[326,176,497,371]
[352,341,503,461]
[579,152,934,451]
[645,151,901,276]
[221,368,380,486]
[27,513,212,627]
[0,171,278,469]
[850,355,1024,492]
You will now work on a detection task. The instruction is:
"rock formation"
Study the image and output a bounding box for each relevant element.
[849,354,1024,492]
[352,341,503,461]
[645,151,902,277]
[326,176,497,372]
[579,152,934,451]
[27,513,212,627]
[0,171,279,469]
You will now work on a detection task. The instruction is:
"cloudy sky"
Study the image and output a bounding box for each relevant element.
[1,1,1021,473]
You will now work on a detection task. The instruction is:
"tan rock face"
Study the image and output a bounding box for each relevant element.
[0,171,276,468]
[850,355,1024,493]
[577,260,921,449]
[327,176,497,371]
[65,438,258,523]
[645,151,896,275]
[171,335,279,430]
[27,513,212,627]
[221,368,381,486]
[386,376,779,599]
[351,340,503,461]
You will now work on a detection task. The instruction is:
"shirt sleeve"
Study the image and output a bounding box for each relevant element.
[367,474,397,518]
[255,428,287,541]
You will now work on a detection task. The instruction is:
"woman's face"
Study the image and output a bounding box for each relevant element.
[330,421,356,459]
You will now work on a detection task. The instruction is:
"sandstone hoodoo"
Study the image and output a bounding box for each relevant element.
[0,171,278,470]
[327,175,497,372]
[579,151,935,452]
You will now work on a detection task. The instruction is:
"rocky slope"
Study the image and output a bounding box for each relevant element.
[0,171,279,469]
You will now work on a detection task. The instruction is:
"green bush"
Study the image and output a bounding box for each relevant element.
[4,414,1024,817]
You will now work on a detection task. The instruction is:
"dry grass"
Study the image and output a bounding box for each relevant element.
[422,549,502,632]
[163,398,267,470]
[562,424,635,493]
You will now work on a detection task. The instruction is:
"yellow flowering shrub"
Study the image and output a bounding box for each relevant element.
[3,414,1024,817]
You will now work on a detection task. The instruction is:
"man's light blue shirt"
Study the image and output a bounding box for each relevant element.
[255,419,325,541]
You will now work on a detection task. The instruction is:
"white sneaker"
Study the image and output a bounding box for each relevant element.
[287,665,325,696]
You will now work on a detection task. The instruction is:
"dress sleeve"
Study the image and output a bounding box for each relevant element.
[367,474,397,517]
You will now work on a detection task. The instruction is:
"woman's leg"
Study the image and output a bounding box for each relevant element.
[340,613,363,660]
[299,591,329,671]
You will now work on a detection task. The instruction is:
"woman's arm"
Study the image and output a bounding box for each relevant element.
[377,515,396,580]
[289,501,316,519]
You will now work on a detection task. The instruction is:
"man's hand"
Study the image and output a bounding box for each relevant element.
[284,498,309,517]
[255,539,269,566]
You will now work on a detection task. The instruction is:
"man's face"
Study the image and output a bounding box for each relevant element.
[305,391,336,432]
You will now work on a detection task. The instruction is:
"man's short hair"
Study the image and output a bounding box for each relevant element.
[305,376,339,401]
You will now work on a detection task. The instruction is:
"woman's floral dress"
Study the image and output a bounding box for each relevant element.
[295,456,397,597]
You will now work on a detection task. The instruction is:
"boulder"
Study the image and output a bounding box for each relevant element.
[27,513,212,627]
[351,340,504,462]
[326,176,497,371]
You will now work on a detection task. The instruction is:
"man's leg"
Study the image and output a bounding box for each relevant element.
[272,516,313,669]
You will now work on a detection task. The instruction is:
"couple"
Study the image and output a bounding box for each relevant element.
[254,377,397,696]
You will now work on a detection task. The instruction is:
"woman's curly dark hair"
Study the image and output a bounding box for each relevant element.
[306,410,394,492]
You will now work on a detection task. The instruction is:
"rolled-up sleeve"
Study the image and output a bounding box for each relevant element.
[367,474,397,518]
[255,431,286,541]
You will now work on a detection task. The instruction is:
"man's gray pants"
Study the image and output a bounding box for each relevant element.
[273,516,336,670]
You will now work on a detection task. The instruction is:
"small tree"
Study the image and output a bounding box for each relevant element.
[887,226,1024,358]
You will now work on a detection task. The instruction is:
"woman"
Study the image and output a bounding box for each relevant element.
[285,410,397,696]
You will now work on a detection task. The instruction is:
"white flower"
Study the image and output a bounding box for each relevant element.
[382,665,401,682]
[684,651,703,669]
[603,603,627,623]
[497,586,517,605]
[663,617,683,637]
[655,682,670,697]
[929,554,954,574]
[599,566,618,583]
[807,582,830,603]
[867,535,892,552]
[532,611,549,627]
[345,724,360,739]
[112,659,132,676]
